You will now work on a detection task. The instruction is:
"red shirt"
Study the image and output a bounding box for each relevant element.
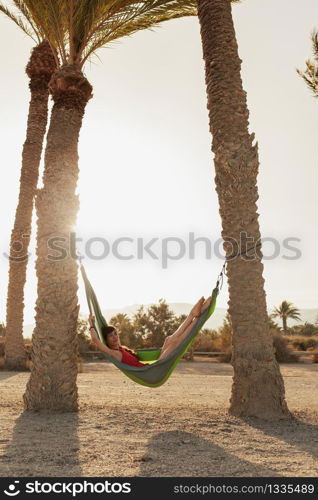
[118,347,146,367]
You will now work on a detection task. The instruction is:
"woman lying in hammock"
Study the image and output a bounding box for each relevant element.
[88,295,212,367]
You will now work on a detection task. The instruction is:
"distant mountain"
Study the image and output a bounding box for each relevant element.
[22,305,318,337]
[100,305,318,331]
[101,303,228,330]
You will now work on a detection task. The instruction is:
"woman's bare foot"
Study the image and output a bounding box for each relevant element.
[190,297,205,318]
[201,296,212,313]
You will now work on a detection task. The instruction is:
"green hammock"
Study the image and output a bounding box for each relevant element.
[80,263,219,388]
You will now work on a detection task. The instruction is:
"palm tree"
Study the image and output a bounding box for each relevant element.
[271,301,301,334]
[0,4,56,370]
[0,0,197,411]
[196,0,290,419]
[297,30,318,96]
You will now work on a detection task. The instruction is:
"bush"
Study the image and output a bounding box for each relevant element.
[301,323,318,336]
[0,338,31,370]
[273,334,298,363]
[289,323,318,336]
[313,352,318,363]
[192,329,220,352]
[287,335,318,351]
[131,301,183,349]
[217,334,298,364]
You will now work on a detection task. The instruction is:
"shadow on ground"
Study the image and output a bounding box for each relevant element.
[1,411,81,476]
[243,413,318,466]
[138,430,279,477]
[0,372,21,382]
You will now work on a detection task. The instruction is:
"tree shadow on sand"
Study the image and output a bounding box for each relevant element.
[0,372,21,382]
[138,430,279,477]
[1,411,81,476]
[241,414,318,467]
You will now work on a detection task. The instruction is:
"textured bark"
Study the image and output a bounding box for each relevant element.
[4,41,56,371]
[23,65,92,411]
[283,316,287,334]
[197,0,290,419]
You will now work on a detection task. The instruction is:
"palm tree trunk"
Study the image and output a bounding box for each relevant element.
[197,0,290,419]
[282,316,287,334]
[23,65,92,411]
[4,41,56,371]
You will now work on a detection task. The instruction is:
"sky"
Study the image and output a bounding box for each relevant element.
[0,0,317,327]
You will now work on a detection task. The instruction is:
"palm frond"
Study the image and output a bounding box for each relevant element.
[0,1,38,42]
[23,0,68,63]
[13,0,42,41]
[298,29,318,98]
[45,0,68,62]
[311,29,318,63]
[297,61,318,98]
[72,0,110,59]
[80,0,197,65]
[72,1,158,62]
[288,312,301,320]
[272,301,301,320]
[1,0,198,69]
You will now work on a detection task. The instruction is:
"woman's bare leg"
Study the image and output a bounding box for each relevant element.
[159,317,199,360]
[170,296,212,341]
[158,296,212,360]
[167,297,205,343]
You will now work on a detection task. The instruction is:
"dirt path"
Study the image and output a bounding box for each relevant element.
[0,362,317,477]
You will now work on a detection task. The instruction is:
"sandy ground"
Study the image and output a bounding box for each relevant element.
[0,360,317,477]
